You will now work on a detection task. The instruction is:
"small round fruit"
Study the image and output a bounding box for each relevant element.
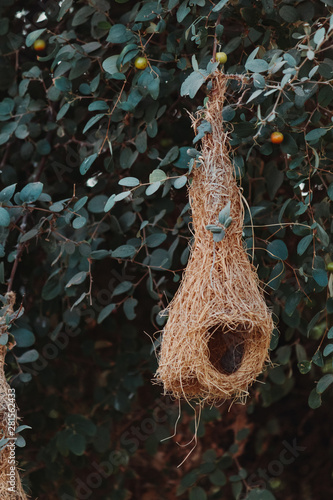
[33,39,46,51]
[271,131,284,144]
[216,52,227,64]
[134,57,148,70]
[327,262,333,272]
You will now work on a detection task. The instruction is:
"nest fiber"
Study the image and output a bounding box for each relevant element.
[155,73,274,403]
[0,293,28,499]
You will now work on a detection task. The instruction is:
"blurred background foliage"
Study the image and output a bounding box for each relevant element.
[0,0,332,498]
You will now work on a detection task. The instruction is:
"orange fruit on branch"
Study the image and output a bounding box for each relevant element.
[271,131,284,144]
[33,39,46,51]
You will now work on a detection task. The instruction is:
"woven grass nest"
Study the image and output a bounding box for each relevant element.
[155,72,274,404]
[0,293,28,500]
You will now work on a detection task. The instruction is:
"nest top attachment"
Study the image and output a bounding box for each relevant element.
[155,73,274,404]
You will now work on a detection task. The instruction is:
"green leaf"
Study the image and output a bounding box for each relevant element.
[112,245,136,259]
[213,229,226,242]
[26,29,46,47]
[222,106,236,121]
[117,44,139,70]
[112,281,133,297]
[54,77,72,92]
[20,182,43,203]
[314,27,326,47]
[66,415,96,437]
[312,350,324,367]
[123,298,138,320]
[87,195,108,213]
[15,124,29,139]
[20,228,39,242]
[17,349,39,364]
[173,176,187,189]
[279,5,298,22]
[146,182,161,196]
[56,102,70,121]
[72,5,94,26]
[316,223,329,248]
[0,334,8,345]
[245,490,276,500]
[49,201,65,212]
[297,234,312,256]
[245,59,269,73]
[247,89,264,103]
[104,194,116,212]
[82,114,105,134]
[323,344,333,357]
[118,177,140,187]
[114,191,131,202]
[107,24,131,43]
[73,196,88,212]
[72,216,87,229]
[193,121,212,144]
[298,361,311,374]
[267,239,288,261]
[218,201,231,225]
[80,153,98,175]
[135,1,162,22]
[66,272,87,288]
[88,101,109,112]
[277,345,291,364]
[212,0,229,13]
[0,207,10,227]
[223,36,242,55]
[209,468,226,486]
[189,486,207,500]
[149,168,167,183]
[285,293,301,316]
[159,146,179,167]
[145,233,167,248]
[67,434,86,456]
[308,388,321,409]
[135,131,147,153]
[312,268,328,287]
[206,224,223,233]
[102,55,120,75]
[120,147,138,169]
[97,304,116,324]
[176,1,190,23]
[305,128,328,142]
[327,183,333,201]
[328,327,333,339]
[13,328,35,348]
[268,261,284,290]
[181,70,209,98]
[316,374,333,394]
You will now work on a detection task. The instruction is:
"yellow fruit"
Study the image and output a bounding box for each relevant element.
[271,131,284,144]
[216,52,227,64]
[327,262,333,272]
[134,57,148,70]
[33,39,46,51]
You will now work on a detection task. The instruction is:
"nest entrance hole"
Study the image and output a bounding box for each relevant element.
[207,325,246,375]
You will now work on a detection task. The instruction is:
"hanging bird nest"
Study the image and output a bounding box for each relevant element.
[155,72,274,404]
[0,292,28,500]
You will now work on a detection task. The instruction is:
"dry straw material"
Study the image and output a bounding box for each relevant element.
[0,293,28,500]
[156,72,274,404]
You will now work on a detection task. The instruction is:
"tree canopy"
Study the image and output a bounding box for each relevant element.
[0,0,332,499]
